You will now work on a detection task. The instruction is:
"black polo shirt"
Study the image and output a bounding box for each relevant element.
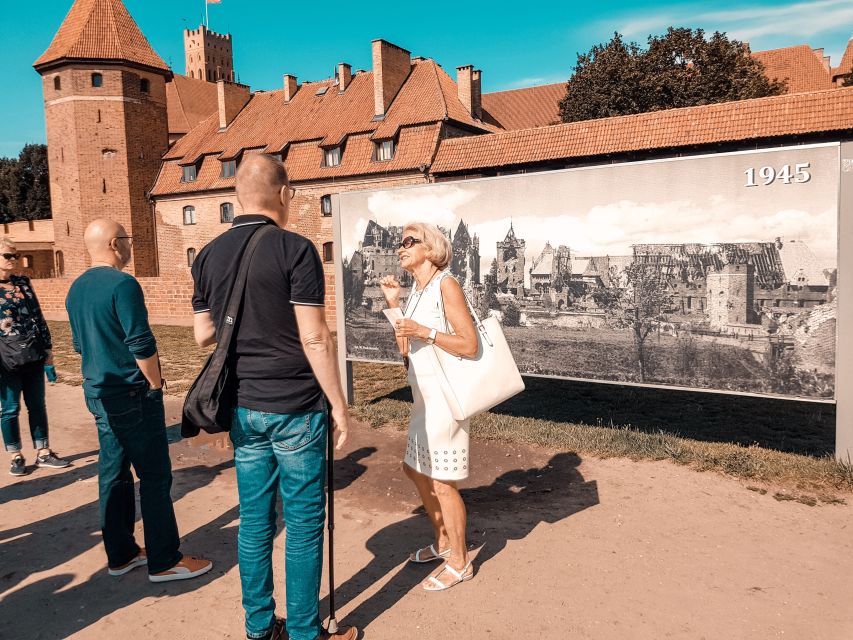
[191,215,326,414]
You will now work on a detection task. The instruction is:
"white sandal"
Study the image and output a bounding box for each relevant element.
[409,544,451,564]
[423,560,473,591]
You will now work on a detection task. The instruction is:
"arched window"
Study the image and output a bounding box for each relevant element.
[53,76,61,91]
[91,73,103,88]
[220,202,234,223]
[187,248,197,267]
[320,195,332,217]
[322,242,334,263]
[140,78,150,93]
[183,206,197,225]
[189,70,194,79]
[21,255,32,269]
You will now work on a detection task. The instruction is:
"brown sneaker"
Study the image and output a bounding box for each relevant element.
[148,555,213,583]
[321,626,358,640]
[108,549,147,576]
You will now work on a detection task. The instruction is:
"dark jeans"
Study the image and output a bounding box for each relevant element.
[231,407,327,640]
[85,387,182,574]
[1,363,49,453]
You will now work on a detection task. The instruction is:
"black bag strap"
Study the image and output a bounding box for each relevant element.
[215,224,275,352]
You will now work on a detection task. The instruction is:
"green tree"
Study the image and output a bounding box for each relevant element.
[15,144,51,220]
[0,158,18,223]
[560,28,786,123]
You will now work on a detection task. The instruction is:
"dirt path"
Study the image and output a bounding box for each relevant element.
[1,384,851,639]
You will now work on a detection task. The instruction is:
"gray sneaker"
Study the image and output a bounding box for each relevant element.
[36,452,70,469]
[9,455,27,476]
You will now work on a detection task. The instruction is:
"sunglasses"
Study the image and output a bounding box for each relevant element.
[114,236,133,246]
[397,236,423,250]
[1,253,19,260]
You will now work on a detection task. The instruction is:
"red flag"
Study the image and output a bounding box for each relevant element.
[206,0,221,4]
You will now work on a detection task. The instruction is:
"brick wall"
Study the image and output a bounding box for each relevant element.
[792,299,837,374]
[42,64,168,279]
[153,173,427,326]
[31,275,195,325]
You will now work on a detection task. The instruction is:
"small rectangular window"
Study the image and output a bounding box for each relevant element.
[322,242,334,262]
[91,73,103,88]
[183,206,197,225]
[221,160,237,178]
[320,195,332,217]
[220,202,234,223]
[182,164,198,183]
[375,139,395,162]
[187,248,197,266]
[140,78,150,93]
[323,147,341,168]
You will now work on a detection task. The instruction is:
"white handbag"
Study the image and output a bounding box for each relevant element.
[425,274,525,420]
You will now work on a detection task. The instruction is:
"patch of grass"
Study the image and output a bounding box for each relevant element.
[47,321,851,496]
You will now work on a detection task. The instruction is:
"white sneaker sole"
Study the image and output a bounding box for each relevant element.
[148,561,213,583]
[108,556,148,576]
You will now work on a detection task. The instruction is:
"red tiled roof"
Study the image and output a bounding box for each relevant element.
[167,75,222,135]
[752,45,832,94]
[431,87,853,174]
[831,39,853,81]
[151,124,441,195]
[34,0,169,73]
[482,83,565,130]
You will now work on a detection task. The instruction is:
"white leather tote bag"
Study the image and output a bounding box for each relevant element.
[426,275,525,420]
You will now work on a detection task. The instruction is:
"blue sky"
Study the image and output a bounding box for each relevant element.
[1,0,851,157]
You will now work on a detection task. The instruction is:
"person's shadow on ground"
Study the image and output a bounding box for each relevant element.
[327,452,598,630]
[0,446,376,638]
[0,448,99,505]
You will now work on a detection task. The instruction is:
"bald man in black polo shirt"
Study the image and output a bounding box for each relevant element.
[191,155,356,640]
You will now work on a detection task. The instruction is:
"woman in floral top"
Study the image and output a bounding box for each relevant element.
[0,239,68,476]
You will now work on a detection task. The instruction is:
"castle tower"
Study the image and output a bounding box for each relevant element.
[184,25,234,82]
[34,0,171,277]
[707,262,755,328]
[496,222,525,295]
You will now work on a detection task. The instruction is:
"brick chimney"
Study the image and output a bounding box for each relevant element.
[337,63,352,91]
[372,40,411,118]
[456,65,482,120]
[217,80,243,129]
[283,74,299,101]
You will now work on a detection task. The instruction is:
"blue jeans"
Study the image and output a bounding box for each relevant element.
[231,407,327,640]
[85,387,182,574]
[1,364,49,452]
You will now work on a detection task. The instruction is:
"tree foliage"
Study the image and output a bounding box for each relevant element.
[0,144,51,223]
[559,28,787,123]
[592,263,673,381]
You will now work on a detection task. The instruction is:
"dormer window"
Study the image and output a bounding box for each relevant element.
[221,159,237,178]
[374,139,395,162]
[320,195,332,217]
[91,73,103,88]
[323,146,341,168]
[181,162,199,183]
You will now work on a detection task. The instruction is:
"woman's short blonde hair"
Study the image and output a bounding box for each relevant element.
[0,238,16,252]
[404,222,452,270]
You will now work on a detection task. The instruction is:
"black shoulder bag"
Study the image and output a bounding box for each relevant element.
[181,225,273,437]
[0,279,48,372]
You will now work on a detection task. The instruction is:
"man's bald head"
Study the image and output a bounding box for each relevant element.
[235,154,291,221]
[84,218,132,268]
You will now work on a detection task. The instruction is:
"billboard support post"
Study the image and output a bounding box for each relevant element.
[837,144,852,462]
[331,194,354,404]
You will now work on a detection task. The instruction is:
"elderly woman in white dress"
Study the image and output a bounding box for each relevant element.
[380,222,479,591]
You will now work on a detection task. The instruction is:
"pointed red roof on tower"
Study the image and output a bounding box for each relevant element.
[34,0,169,73]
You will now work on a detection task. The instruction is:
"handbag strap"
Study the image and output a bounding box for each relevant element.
[435,272,493,347]
[215,224,275,352]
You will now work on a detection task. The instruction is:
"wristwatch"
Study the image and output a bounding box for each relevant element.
[426,328,438,345]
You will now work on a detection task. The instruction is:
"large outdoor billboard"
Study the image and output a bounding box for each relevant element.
[337,144,839,401]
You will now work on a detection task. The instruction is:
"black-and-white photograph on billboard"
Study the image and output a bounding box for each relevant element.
[338,144,839,401]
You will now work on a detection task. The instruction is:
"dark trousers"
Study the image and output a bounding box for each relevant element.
[1,363,49,452]
[85,387,182,574]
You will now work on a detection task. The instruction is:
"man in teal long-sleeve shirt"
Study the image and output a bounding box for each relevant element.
[66,218,212,583]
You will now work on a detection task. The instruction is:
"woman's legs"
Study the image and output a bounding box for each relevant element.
[1,369,24,456]
[20,365,49,454]
[403,463,450,552]
[430,478,470,579]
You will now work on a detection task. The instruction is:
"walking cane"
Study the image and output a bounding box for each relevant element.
[325,402,339,634]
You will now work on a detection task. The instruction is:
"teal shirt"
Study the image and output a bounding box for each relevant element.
[66,267,157,398]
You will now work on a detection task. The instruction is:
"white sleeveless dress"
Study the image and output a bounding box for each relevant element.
[402,271,470,481]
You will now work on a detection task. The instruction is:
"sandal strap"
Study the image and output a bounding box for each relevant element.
[443,561,470,581]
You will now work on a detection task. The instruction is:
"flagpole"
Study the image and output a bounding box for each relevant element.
[205,0,209,28]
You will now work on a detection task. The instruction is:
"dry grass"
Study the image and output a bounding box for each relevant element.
[47,321,852,497]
